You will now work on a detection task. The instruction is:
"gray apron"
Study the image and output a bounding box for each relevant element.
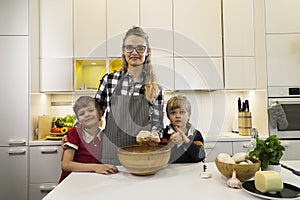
[101,77,151,164]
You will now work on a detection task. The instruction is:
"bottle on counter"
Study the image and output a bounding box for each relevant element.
[247,128,258,153]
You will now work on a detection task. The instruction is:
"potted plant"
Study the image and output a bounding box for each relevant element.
[248,135,285,170]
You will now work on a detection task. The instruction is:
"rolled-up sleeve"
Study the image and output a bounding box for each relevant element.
[95,74,109,111]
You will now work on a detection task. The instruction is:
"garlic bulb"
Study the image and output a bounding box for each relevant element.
[232,152,247,163]
[227,170,242,189]
[217,153,235,164]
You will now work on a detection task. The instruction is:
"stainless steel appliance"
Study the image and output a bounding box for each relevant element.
[268,87,300,139]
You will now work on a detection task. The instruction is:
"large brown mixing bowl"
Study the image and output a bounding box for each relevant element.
[117,145,171,175]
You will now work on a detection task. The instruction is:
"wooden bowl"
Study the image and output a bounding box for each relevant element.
[117,145,171,175]
[214,157,261,182]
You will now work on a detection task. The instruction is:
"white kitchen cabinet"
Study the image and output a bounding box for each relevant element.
[0,36,28,146]
[204,141,232,162]
[40,58,73,92]
[224,57,256,89]
[40,0,73,92]
[0,147,28,200]
[29,145,62,200]
[265,0,300,34]
[174,57,223,90]
[140,0,173,58]
[107,0,139,57]
[74,0,106,58]
[0,0,28,35]
[173,0,222,57]
[40,0,73,58]
[223,0,255,56]
[30,146,62,183]
[266,34,300,87]
[280,140,300,160]
[222,0,256,89]
[152,57,174,90]
[29,183,57,200]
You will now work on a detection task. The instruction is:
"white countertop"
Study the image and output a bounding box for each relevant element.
[43,161,300,200]
[30,140,61,146]
[30,131,254,146]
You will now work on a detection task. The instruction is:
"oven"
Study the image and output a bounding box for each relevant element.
[268,87,300,139]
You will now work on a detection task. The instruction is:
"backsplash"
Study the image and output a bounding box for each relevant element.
[30,90,268,141]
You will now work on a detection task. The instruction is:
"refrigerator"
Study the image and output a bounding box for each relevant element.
[0,1,29,199]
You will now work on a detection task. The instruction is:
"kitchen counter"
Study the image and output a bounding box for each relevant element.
[30,131,253,146]
[30,140,61,146]
[43,161,300,200]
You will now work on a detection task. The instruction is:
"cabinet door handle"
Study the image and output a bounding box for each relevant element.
[8,140,26,146]
[8,148,26,155]
[40,184,57,192]
[40,147,58,154]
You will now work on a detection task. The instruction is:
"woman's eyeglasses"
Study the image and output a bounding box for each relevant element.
[123,45,147,53]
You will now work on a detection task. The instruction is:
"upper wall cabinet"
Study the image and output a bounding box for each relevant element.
[266,34,300,87]
[174,57,223,90]
[223,0,256,89]
[40,0,73,58]
[0,0,28,35]
[223,0,255,56]
[173,0,222,57]
[74,0,106,58]
[140,0,174,90]
[107,0,139,57]
[140,0,173,58]
[40,0,73,92]
[265,0,300,87]
[265,0,300,34]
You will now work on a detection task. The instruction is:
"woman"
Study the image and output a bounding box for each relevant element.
[95,27,164,164]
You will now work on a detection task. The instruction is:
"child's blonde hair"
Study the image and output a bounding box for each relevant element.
[166,95,191,118]
[73,96,103,119]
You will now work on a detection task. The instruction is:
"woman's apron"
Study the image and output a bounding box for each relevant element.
[101,77,151,164]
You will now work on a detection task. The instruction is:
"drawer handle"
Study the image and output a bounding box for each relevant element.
[40,184,57,192]
[41,148,58,154]
[8,149,26,155]
[8,140,26,146]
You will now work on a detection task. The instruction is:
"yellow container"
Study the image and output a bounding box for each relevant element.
[238,112,252,136]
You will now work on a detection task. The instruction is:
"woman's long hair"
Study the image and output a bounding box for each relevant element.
[121,26,160,103]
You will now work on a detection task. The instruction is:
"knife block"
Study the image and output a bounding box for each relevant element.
[238,112,252,136]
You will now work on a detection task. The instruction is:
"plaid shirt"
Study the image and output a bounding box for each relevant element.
[95,71,164,133]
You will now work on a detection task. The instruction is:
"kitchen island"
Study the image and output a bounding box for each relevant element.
[43,161,300,200]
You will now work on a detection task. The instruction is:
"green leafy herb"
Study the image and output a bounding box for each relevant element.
[248,135,285,170]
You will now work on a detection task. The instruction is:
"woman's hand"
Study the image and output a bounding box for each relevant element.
[136,130,160,146]
[94,164,119,175]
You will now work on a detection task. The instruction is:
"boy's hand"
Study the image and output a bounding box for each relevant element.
[170,132,183,145]
[174,127,190,143]
[94,164,119,175]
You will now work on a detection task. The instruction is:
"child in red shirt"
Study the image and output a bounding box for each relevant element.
[59,96,118,182]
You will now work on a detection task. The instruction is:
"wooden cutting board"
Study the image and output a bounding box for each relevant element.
[38,115,53,140]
